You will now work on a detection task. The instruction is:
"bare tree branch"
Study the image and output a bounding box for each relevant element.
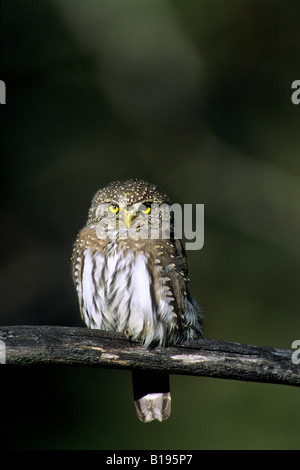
[0,325,298,387]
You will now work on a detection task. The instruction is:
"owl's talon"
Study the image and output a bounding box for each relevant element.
[124,329,134,347]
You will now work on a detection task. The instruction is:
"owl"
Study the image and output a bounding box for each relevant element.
[72,179,202,422]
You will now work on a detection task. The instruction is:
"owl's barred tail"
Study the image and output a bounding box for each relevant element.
[132,370,171,423]
[134,392,171,423]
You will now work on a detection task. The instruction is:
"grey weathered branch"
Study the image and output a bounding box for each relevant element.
[0,325,299,387]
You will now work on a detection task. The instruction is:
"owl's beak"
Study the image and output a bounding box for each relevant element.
[125,211,136,228]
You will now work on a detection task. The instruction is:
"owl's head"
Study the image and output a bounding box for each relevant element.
[87,179,172,238]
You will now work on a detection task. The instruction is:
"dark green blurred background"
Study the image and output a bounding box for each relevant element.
[1,0,300,450]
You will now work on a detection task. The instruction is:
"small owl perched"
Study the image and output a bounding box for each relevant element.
[72,179,202,422]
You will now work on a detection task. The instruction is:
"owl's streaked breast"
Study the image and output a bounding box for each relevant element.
[74,242,180,347]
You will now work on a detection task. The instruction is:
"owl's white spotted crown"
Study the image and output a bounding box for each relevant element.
[87,179,174,242]
[89,179,170,216]
[85,179,204,252]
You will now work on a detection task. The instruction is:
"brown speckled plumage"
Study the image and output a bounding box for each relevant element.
[72,179,202,422]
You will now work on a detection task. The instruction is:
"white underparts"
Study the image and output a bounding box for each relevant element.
[77,248,177,346]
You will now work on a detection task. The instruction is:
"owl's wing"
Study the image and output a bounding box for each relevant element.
[169,239,202,340]
[149,238,201,344]
[173,239,202,338]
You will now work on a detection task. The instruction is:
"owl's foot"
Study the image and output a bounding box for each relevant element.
[124,329,134,346]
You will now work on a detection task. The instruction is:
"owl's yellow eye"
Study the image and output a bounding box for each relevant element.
[109,204,119,214]
[141,204,151,214]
